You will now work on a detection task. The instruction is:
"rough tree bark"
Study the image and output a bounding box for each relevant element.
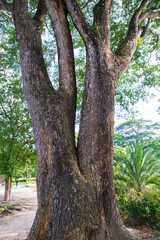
[4,178,10,201]
[0,0,160,239]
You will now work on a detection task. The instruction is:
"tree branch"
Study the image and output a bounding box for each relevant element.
[0,0,13,12]
[140,18,150,38]
[139,10,160,22]
[45,0,77,134]
[115,0,150,77]
[93,0,113,47]
[147,28,159,53]
[0,9,13,23]
[63,0,96,45]
[81,0,96,10]
[34,0,47,25]
[0,102,11,120]
[46,0,76,96]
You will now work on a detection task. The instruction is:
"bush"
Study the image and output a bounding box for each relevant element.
[13,178,36,183]
[117,190,160,228]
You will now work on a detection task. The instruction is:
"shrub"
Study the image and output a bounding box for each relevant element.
[117,190,160,228]
[114,144,160,193]
[13,177,36,183]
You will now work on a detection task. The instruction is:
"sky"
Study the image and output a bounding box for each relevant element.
[136,94,160,123]
[75,92,160,133]
[114,88,160,127]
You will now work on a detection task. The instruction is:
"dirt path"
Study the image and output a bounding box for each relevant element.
[0,185,37,240]
[0,185,159,240]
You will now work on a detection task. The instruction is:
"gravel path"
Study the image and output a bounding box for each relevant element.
[0,185,37,240]
[0,185,159,240]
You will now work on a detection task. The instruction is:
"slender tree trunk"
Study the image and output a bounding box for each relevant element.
[9,177,12,199]
[26,166,28,183]
[4,178,10,202]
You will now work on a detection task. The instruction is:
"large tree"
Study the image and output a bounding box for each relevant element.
[0,0,160,239]
[114,119,160,147]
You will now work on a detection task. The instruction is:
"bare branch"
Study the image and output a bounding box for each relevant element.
[82,0,96,10]
[45,21,54,35]
[148,28,159,53]
[43,51,56,55]
[0,102,10,120]
[139,21,159,53]
[34,0,47,25]
[0,9,13,23]
[140,18,150,38]
[0,0,13,12]
[139,10,160,22]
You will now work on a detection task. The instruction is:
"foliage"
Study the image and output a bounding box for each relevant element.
[111,0,160,119]
[0,76,37,181]
[0,1,160,123]
[117,190,160,228]
[0,203,14,214]
[114,143,160,193]
[0,11,37,182]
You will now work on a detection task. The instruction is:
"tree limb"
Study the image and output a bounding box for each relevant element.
[45,0,77,134]
[139,10,160,22]
[115,0,151,77]
[82,0,96,10]
[0,9,13,23]
[140,18,150,38]
[148,28,159,53]
[93,0,113,47]
[34,0,47,25]
[0,102,11,120]
[0,0,13,12]
[63,0,96,45]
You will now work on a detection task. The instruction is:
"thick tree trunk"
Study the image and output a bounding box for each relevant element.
[12,1,136,239]
[4,178,10,202]
[77,43,135,240]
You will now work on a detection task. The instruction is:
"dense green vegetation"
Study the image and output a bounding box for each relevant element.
[0,1,159,236]
[117,190,160,229]
[114,119,160,229]
[0,69,37,200]
[0,11,37,199]
[114,143,160,193]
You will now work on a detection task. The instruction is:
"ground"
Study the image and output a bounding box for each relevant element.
[0,185,159,240]
[0,184,37,240]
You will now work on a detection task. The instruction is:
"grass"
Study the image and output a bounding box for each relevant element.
[0,204,13,214]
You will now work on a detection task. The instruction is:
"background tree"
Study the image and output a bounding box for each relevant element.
[0,0,160,239]
[0,76,36,201]
[114,119,160,147]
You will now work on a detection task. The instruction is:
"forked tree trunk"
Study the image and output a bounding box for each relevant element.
[12,1,136,239]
